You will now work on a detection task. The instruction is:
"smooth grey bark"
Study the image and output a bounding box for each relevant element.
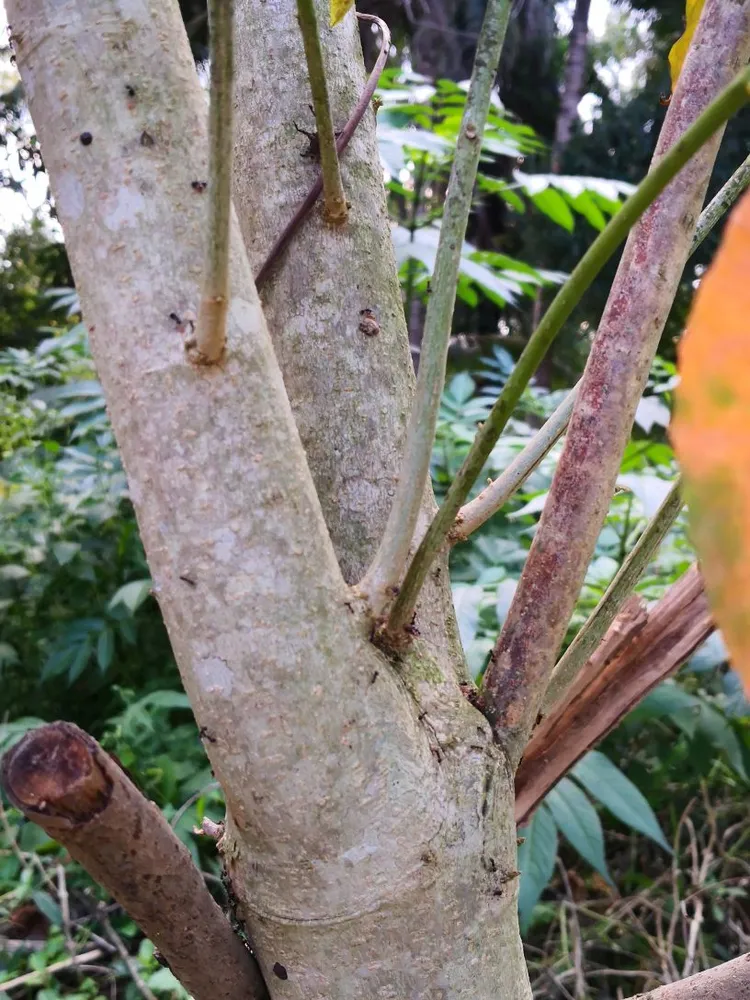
[232,0,418,585]
[9,1,531,997]
[231,0,467,681]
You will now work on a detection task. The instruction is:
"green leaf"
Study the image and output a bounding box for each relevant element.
[52,541,81,566]
[68,637,94,683]
[32,890,63,927]
[0,564,31,581]
[545,778,612,884]
[572,751,671,852]
[109,579,152,613]
[97,626,115,672]
[529,188,575,232]
[518,803,558,931]
[452,585,483,647]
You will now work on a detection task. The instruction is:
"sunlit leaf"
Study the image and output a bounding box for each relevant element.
[672,188,750,698]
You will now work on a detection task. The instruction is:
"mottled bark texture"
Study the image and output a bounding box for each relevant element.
[1,723,268,1000]
[232,0,420,585]
[633,953,750,999]
[8,1,530,997]
[483,0,750,763]
[231,0,465,684]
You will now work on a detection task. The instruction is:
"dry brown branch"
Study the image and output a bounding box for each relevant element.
[515,566,713,824]
[1,722,268,1000]
[631,953,750,998]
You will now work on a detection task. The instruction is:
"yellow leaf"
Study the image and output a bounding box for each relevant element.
[667,0,706,93]
[330,0,354,26]
[672,187,750,696]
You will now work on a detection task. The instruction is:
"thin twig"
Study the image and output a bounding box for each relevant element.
[255,13,391,288]
[296,0,348,222]
[385,68,750,638]
[452,150,750,543]
[452,387,577,542]
[170,780,219,830]
[56,862,79,973]
[691,152,750,253]
[101,914,158,1000]
[193,0,235,364]
[1,949,104,992]
[358,0,513,617]
[542,477,683,713]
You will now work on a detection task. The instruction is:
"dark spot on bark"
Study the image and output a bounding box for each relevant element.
[179,574,196,586]
[199,726,216,744]
[132,813,143,841]
[191,180,207,192]
[125,84,136,98]
[273,963,288,980]
[79,132,93,146]
[370,671,379,685]
[140,131,155,147]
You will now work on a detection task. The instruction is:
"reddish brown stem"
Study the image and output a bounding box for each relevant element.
[515,566,713,825]
[1,722,268,1000]
[255,13,391,288]
[482,0,750,763]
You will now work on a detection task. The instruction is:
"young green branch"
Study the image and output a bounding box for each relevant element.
[255,13,390,288]
[452,151,750,542]
[295,0,348,223]
[358,0,513,615]
[542,477,683,714]
[386,63,750,637]
[193,0,235,364]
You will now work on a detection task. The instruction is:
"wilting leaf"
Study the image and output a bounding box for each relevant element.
[672,187,750,696]
[667,0,706,92]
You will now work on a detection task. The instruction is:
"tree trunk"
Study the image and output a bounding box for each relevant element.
[8,0,530,997]
[551,0,592,172]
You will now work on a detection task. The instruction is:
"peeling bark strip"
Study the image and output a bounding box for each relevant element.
[633,952,750,999]
[1,723,268,1000]
[514,566,713,825]
[483,0,750,763]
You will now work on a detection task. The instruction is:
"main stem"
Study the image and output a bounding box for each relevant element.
[296,0,348,223]
[386,67,750,634]
[359,0,512,614]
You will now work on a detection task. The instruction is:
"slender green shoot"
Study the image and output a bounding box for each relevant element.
[542,477,683,713]
[359,0,512,614]
[452,150,750,541]
[386,67,750,635]
[296,0,348,223]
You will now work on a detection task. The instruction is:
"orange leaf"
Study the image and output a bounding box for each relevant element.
[672,187,750,695]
